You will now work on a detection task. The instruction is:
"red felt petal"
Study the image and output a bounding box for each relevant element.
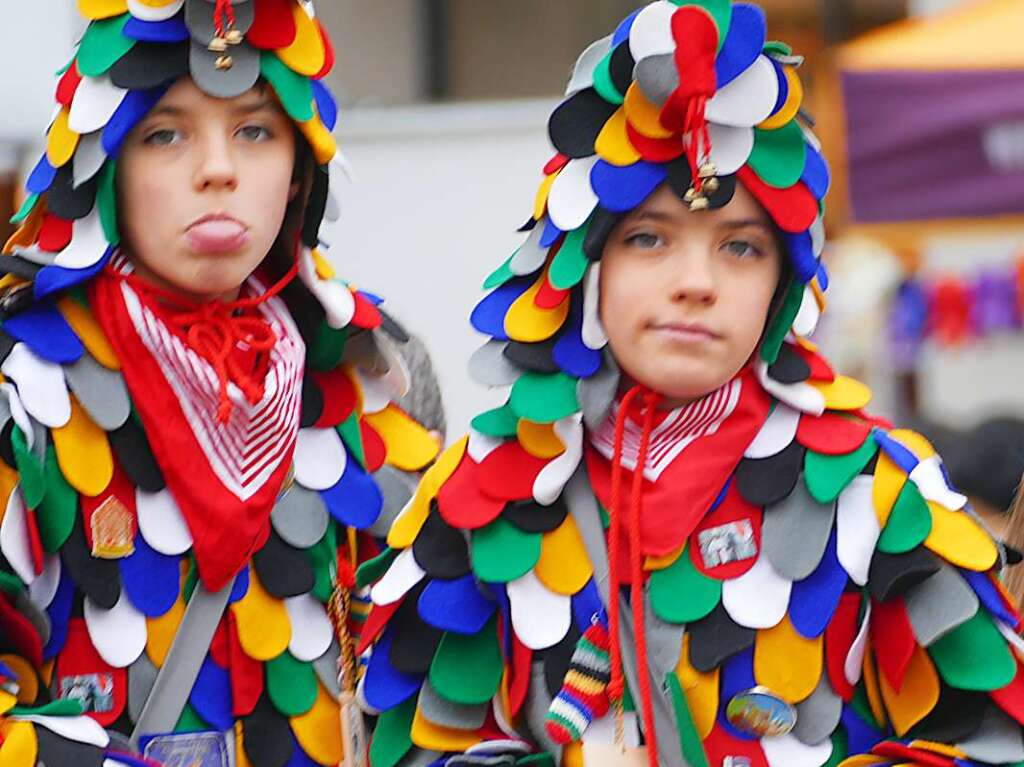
[689,484,762,580]
[56,62,82,108]
[209,619,230,668]
[534,276,570,311]
[992,660,1024,725]
[870,597,916,692]
[796,412,872,456]
[37,214,73,253]
[791,344,835,382]
[737,167,818,234]
[477,442,547,502]
[825,592,860,701]
[351,292,383,330]
[56,618,125,726]
[543,154,570,176]
[227,611,263,717]
[312,368,356,428]
[246,0,296,50]
[81,461,137,552]
[509,634,532,719]
[24,508,45,577]
[360,420,387,473]
[872,742,956,767]
[0,593,43,669]
[313,19,335,80]
[436,456,506,530]
[355,599,402,656]
[703,723,768,767]
[626,122,685,164]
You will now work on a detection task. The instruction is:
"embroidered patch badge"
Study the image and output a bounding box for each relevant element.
[698,520,757,569]
[90,495,135,559]
[142,731,233,767]
[59,672,115,714]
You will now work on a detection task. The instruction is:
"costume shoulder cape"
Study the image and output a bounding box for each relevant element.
[0,274,440,766]
[359,340,1024,767]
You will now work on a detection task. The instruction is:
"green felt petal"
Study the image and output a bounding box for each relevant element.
[510,372,579,424]
[804,437,879,505]
[77,15,134,78]
[823,729,848,767]
[649,545,721,624]
[675,0,733,52]
[877,482,932,554]
[0,571,23,594]
[484,254,516,290]
[429,616,504,705]
[266,651,318,716]
[549,222,589,291]
[97,160,119,246]
[516,755,557,767]
[592,52,624,106]
[10,193,39,225]
[369,695,415,767]
[764,41,794,58]
[261,53,315,123]
[39,445,77,552]
[471,517,541,583]
[471,404,519,438]
[666,672,711,767]
[761,280,804,364]
[929,608,1016,692]
[308,323,348,371]
[337,414,366,470]
[175,702,210,733]
[749,121,808,189]
[10,699,83,717]
[309,524,338,602]
[11,427,44,510]
[357,547,399,589]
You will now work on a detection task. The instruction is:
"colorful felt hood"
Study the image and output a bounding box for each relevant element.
[4,0,346,320]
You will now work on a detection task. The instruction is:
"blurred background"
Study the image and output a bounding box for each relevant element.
[1,0,1023,522]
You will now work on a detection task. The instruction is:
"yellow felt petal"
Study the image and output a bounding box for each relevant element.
[836,758,889,767]
[759,66,804,130]
[39,659,54,689]
[230,571,291,661]
[753,615,822,703]
[862,644,888,729]
[365,404,440,472]
[4,202,45,255]
[77,0,128,19]
[535,515,592,595]
[0,462,19,523]
[505,270,570,343]
[872,451,906,527]
[290,682,342,766]
[0,719,37,766]
[907,741,966,759]
[595,108,641,167]
[518,420,565,460]
[879,644,939,737]
[276,6,325,76]
[146,593,185,667]
[808,376,872,412]
[675,634,719,739]
[52,397,113,497]
[645,544,684,572]
[562,742,584,767]
[534,173,557,221]
[925,502,998,571]
[411,706,481,751]
[46,109,80,168]
[297,113,336,166]
[311,248,335,281]
[888,429,936,460]
[624,83,672,139]
[0,690,16,715]
[387,436,467,549]
[0,655,37,706]
[58,298,120,370]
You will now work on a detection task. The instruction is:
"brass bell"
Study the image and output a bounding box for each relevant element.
[208,36,228,53]
[684,187,698,203]
[698,162,718,179]
[689,196,710,211]
[225,28,244,45]
[703,176,720,194]
[215,54,234,70]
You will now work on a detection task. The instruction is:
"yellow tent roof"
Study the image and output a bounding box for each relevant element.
[838,0,1024,71]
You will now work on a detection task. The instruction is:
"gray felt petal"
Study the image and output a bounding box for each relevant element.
[10,246,56,266]
[314,639,341,699]
[14,590,50,647]
[762,483,836,581]
[957,706,1024,763]
[645,589,684,681]
[417,679,489,730]
[128,651,159,723]
[635,54,679,107]
[271,484,330,549]
[510,226,548,277]
[526,661,563,763]
[793,673,842,746]
[398,749,443,767]
[368,465,417,538]
[468,341,520,388]
[186,0,254,45]
[905,564,980,647]
[30,418,47,462]
[324,190,341,224]
[189,40,260,99]
[64,351,131,431]
[578,351,619,432]
[73,132,106,190]
[445,757,514,767]
[566,35,613,96]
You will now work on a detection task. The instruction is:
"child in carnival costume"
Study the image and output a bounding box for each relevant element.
[359,2,1024,767]
[0,0,440,765]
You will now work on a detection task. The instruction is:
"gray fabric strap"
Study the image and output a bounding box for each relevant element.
[130,576,236,748]
[564,466,691,767]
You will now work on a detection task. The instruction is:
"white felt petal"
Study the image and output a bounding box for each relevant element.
[757,362,825,416]
[836,476,879,587]
[1,489,35,585]
[468,430,503,463]
[294,427,347,491]
[372,330,412,402]
[84,592,147,668]
[2,344,71,428]
[844,600,872,686]
[706,56,779,128]
[547,157,599,233]
[285,593,333,662]
[722,550,792,629]
[810,216,826,258]
[510,226,548,277]
[567,35,613,96]
[29,554,61,611]
[910,456,968,511]
[533,415,584,506]
[1,384,32,447]
[298,250,355,329]
[15,714,109,747]
[73,132,107,189]
[356,370,392,415]
[707,123,754,175]
[745,403,799,459]
[628,1,677,61]
[507,570,571,650]
[999,621,1024,655]
[69,76,126,135]
[582,264,609,350]
[127,0,185,21]
[467,738,532,756]
[136,488,193,556]
[370,548,425,606]
[762,734,833,767]
[55,209,109,270]
[792,287,821,339]
[801,123,823,153]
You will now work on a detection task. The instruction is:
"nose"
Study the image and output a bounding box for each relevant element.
[668,246,718,306]
[193,131,238,192]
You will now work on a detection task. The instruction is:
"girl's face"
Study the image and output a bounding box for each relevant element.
[599,183,783,407]
[117,78,298,302]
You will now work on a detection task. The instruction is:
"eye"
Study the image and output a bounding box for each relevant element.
[625,232,664,249]
[143,128,182,146]
[722,239,763,259]
[237,124,273,142]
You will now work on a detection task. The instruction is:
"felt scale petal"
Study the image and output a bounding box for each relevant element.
[504,272,570,345]
[28,552,62,611]
[1,344,71,428]
[910,456,968,511]
[834,475,880,587]
[57,296,118,370]
[706,55,777,128]
[877,482,932,555]
[0,720,37,766]
[808,376,873,413]
[119,533,180,617]
[126,0,184,22]
[787,527,845,640]
[135,487,192,555]
[101,85,168,157]
[0,489,36,586]
[123,15,190,42]
[929,609,1016,692]
[230,571,291,661]
[590,159,667,213]
[51,397,113,497]
[319,454,382,530]
[471,277,531,342]
[283,594,332,663]
[507,571,571,650]
[429,616,503,706]
[533,513,592,596]
[3,303,84,365]
[759,65,804,131]
[510,371,579,424]
[364,404,439,472]
[721,549,791,629]
[566,35,612,96]
[761,734,832,767]
[715,3,766,87]
[595,108,642,167]
[371,548,426,607]
[650,543,721,624]
[924,502,998,571]
[547,158,600,232]
[471,517,542,583]
[78,15,135,77]
[266,651,318,717]
[628,1,676,61]
[804,437,878,505]
[144,588,184,667]
[289,682,343,766]
[623,82,672,139]
[744,402,799,459]
[293,427,346,490]
[190,655,234,730]
[83,590,147,668]
[762,482,834,581]
[418,575,496,636]
[707,122,755,175]
[276,3,326,77]
[736,168,818,234]
[748,121,807,190]
[46,110,80,169]
[260,53,314,123]
[54,210,108,270]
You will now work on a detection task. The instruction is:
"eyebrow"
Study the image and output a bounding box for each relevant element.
[143,98,276,120]
[717,218,774,233]
[627,211,773,233]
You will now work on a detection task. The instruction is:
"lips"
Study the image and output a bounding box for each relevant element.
[651,322,721,343]
[185,214,250,254]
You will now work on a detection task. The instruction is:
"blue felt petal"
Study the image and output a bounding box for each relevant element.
[816,263,829,292]
[718,647,758,741]
[873,431,919,475]
[960,569,1017,627]
[469,277,532,342]
[590,160,667,213]
[715,4,767,88]
[0,661,14,679]
[553,298,602,378]
[123,15,189,43]
[710,479,732,513]
[840,703,884,755]
[34,249,112,300]
[768,59,789,118]
[320,454,383,530]
[285,733,320,767]
[801,145,831,201]
[362,628,423,711]
[613,9,641,46]
[229,565,250,604]
[418,574,497,635]
[119,534,180,618]
[189,655,234,731]
[540,217,564,248]
[2,304,84,364]
[483,581,513,657]
[103,86,170,158]
[26,155,57,195]
[571,579,606,633]
[311,80,338,132]
[789,527,845,639]
[43,566,75,661]
[783,231,819,284]
[359,289,384,306]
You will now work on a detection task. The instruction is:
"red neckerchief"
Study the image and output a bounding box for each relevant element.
[89,254,305,591]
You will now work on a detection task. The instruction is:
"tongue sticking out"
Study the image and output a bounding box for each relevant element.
[186,219,250,254]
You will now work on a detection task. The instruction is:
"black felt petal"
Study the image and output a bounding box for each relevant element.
[389,583,442,676]
[300,375,324,428]
[301,164,330,248]
[609,44,636,97]
[548,89,617,160]
[688,602,756,673]
[666,158,694,200]
[583,206,622,261]
[518,217,538,233]
[36,726,105,767]
[0,419,16,470]
[734,442,806,507]
[109,41,189,90]
[412,507,470,580]
[1003,543,1023,566]
[503,339,559,374]
[378,308,411,344]
[0,329,16,368]
[109,417,166,492]
[62,514,120,609]
[504,498,568,534]
[46,164,97,221]
[707,174,738,210]
[868,546,942,603]
[541,621,582,698]
[253,531,315,599]
[242,692,295,767]
[768,344,811,384]
[907,685,989,744]
[0,256,43,282]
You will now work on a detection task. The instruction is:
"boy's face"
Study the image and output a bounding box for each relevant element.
[117,78,298,302]
[600,183,783,407]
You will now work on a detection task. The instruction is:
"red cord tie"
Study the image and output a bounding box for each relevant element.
[209,0,242,69]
